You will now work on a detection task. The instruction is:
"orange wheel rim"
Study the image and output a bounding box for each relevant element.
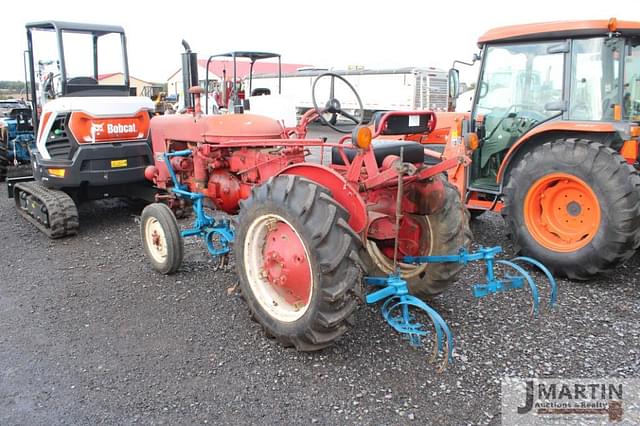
[524,173,600,252]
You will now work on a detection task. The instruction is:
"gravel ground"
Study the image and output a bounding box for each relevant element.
[1,127,639,425]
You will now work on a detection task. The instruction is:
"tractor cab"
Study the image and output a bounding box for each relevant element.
[449,18,640,193]
[441,18,640,279]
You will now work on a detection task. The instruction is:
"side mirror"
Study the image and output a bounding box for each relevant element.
[448,68,460,100]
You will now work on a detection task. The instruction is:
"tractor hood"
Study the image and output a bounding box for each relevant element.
[150,113,286,145]
[201,113,285,138]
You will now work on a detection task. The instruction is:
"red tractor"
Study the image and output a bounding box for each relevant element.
[140,47,473,352]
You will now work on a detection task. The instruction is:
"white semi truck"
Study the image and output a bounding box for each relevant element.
[248,67,448,122]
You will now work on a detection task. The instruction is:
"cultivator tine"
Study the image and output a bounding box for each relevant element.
[404,246,556,318]
[365,276,454,371]
[375,246,560,368]
[495,259,541,317]
[511,257,558,308]
[382,295,454,370]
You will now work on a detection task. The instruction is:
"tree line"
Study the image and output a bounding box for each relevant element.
[0,81,29,92]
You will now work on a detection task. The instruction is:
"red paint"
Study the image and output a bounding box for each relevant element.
[148,109,464,256]
[170,156,193,172]
[278,163,367,234]
[206,170,251,213]
[262,221,312,307]
[370,215,425,257]
[144,165,158,182]
[365,178,445,219]
[404,178,445,215]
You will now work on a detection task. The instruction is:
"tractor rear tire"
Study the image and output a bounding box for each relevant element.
[235,175,362,351]
[141,203,184,275]
[0,127,8,183]
[364,175,472,298]
[503,139,640,279]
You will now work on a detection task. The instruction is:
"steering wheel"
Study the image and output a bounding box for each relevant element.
[485,104,540,140]
[311,73,364,133]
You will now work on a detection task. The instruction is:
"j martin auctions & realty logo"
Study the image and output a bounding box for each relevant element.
[501,378,640,425]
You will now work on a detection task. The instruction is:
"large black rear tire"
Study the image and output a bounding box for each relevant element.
[235,175,362,351]
[503,139,640,279]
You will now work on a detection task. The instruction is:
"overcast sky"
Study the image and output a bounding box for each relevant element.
[1,0,636,85]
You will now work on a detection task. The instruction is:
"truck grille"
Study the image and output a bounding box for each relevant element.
[427,76,448,111]
[414,73,448,111]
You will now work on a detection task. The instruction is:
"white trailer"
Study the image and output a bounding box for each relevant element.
[248,67,448,121]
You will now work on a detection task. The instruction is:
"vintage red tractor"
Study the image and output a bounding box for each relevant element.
[140,48,555,367]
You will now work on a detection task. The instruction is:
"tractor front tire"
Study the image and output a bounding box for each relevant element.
[503,139,640,279]
[141,203,184,274]
[0,127,8,182]
[235,175,362,351]
[364,175,472,298]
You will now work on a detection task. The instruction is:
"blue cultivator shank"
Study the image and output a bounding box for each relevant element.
[365,275,455,372]
[366,246,557,370]
[163,151,234,260]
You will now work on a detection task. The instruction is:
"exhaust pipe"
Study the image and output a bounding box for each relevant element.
[181,40,198,111]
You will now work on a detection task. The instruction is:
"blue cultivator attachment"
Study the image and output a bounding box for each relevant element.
[405,247,557,317]
[365,274,455,372]
[365,246,557,371]
[164,151,235,267]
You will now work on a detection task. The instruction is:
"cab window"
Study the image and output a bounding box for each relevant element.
[569,37,623,121]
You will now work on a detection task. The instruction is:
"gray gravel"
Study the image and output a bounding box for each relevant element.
[1,130,639,425]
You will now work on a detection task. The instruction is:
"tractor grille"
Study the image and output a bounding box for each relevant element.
[44,115,73,159]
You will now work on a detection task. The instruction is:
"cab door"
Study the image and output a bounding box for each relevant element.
[470,41,566,191]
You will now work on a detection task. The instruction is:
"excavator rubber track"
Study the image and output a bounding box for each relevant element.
[13,181,79,239]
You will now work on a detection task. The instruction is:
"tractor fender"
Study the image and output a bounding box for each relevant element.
[277,163,367,234]
[496,121,619,185]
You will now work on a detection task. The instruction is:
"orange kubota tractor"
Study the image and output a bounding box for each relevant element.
[426,18,640,279]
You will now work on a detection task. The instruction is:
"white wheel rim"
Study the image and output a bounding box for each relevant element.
[366,216,433,278]
[145,217,168,264]
[244,213,314,323]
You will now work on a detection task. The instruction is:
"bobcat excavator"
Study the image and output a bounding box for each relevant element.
[10,21,155,237]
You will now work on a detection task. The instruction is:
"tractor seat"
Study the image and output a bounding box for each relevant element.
[9,108,33,132]
[331,140,424,166]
